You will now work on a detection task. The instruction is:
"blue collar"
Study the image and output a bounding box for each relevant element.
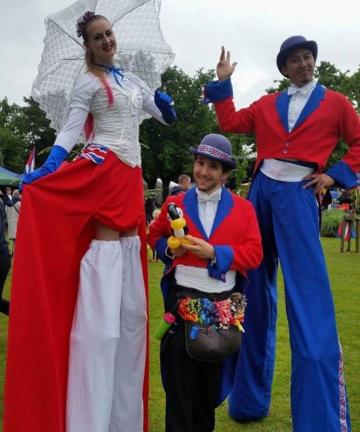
[276,82,326,132]
[183,186,234,240]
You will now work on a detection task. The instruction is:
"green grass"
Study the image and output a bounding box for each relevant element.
[1,238,359,431]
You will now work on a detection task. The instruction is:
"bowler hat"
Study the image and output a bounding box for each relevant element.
[276,35,318,75]
[190,134,236,169]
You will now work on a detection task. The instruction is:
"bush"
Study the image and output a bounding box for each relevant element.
[321,209,344,237]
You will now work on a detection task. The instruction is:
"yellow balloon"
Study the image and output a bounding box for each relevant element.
[170,218,186,231]
[167,236,181,249]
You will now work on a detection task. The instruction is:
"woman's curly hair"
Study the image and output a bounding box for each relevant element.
[76,11,96,39]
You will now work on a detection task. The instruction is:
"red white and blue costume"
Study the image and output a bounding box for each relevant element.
[204,77,360,431]
[148,185,262,431]
[4,71,173,432]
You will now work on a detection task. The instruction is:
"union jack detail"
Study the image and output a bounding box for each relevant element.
[197,144,232,161]
[75,144,108,165]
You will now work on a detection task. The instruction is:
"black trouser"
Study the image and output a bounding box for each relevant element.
[161,285,232,432]
[0,254,11,315]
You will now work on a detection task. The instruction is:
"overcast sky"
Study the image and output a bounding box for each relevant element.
[0,0,359,108]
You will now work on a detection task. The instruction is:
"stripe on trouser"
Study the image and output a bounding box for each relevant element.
[66,237,147,432]
[338,342,348,432]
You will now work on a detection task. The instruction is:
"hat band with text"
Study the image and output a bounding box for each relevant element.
[197,144,232,161]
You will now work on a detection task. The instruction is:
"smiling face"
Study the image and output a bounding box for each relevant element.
[193,155,229,193]
[84,18,117,66]
[281,47,315,87]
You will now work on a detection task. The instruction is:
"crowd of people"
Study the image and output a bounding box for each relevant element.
[1,9,359,432]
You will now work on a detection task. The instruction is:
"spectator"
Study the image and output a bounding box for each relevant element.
[0,192,11,315]
[178,174,192,191]
[5,189,21,252]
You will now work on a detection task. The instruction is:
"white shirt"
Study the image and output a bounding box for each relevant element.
[287,80,317,131]
[175,186,236,293]
[54,71,166,167]
[197,187,222,237]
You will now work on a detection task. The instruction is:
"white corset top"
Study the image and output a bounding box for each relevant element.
[91,76,143,166]
[70,72,150,167]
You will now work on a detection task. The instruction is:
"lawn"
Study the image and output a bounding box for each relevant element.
[1,238,359,431]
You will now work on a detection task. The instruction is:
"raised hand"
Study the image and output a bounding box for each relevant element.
[216,46,237,81]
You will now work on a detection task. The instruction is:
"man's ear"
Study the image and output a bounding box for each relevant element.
[281,65,288,78]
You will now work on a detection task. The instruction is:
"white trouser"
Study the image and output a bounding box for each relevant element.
[66,237,147,432]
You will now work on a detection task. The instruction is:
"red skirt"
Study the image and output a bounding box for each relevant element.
[3,151,149,432]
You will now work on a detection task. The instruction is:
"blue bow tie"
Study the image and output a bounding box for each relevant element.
[94,64,124,86]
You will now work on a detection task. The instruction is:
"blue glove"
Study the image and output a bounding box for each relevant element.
[154,90,177,124]
[22,145,69,187]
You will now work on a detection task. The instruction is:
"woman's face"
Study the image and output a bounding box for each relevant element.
[84,18,117,65]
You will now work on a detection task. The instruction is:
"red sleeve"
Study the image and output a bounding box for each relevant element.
[214,97,256,134]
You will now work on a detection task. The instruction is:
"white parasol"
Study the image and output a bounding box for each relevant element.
[31,0,175,131]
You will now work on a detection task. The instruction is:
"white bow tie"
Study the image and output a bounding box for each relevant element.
[197,188,222,204]
[288,85,309,96]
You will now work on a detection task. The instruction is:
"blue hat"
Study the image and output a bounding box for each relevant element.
[190,134,236,169]
[276,35,318,75]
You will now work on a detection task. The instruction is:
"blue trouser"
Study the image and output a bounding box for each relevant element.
[229,172,351,431]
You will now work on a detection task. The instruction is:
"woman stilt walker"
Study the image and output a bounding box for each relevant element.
[4,10,175,432]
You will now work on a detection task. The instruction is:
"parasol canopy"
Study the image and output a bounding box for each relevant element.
[32,0,175,131]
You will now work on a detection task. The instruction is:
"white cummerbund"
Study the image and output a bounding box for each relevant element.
[260,159,314,182]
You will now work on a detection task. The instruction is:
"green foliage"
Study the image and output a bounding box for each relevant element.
[140,66,218,189]
[321,209,345,237]
[0,96,56,173]
[341,67,360,109]
[266,77,290,94]
[0,99,27,172]
[20,97,56,164]
[228,133,256,186]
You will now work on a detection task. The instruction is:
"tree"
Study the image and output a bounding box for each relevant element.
[0,98,27,172]
[226,133,256,188]
[0,96,57,172]
[20,97,56,163]
[140,66,218,190]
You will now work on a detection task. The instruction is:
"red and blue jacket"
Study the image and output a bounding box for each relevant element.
[205,80,360,189]
[148,186,263,299]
